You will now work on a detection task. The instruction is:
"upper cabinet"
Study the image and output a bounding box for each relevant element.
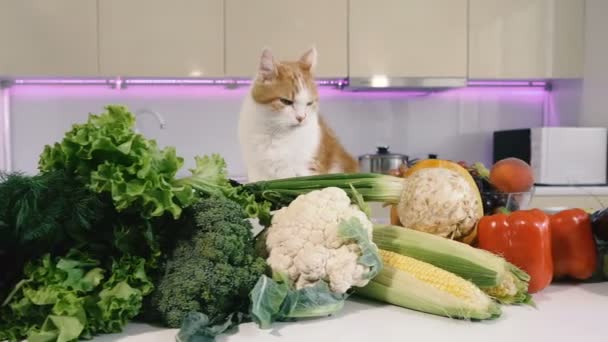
[98,0,224,77]
[348,0,468,79]
[225,0,348,78]
[469,0,585,79]
[0,0,585,80]
[0,0,98,77]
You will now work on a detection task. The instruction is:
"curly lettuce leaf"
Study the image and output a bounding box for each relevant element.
[87,255,154,335]
[249,273,345,329]
[179,155,231,197]
[38,105,192,219]
[28,315,84,342]
[175,155,273,225]
[0,253,99,340]
[0,250,153,341]
[37,105,270,222]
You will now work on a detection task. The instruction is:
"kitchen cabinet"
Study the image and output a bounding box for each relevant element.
[98,0,224,77]
[225,0,348,78]
[348,0,468,79]
[0,0,98,77]
[469,0,585,79]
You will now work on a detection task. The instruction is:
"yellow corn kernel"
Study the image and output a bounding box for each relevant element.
[484,272,517,298]
[379,249,486,303]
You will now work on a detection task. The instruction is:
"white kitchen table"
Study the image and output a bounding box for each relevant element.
[91,282,607,342]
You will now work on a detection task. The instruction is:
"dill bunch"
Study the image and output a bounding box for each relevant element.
[0,170,107,247]
[0,170,110,301]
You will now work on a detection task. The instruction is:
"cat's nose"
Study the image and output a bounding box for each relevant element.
[296,114,306,123]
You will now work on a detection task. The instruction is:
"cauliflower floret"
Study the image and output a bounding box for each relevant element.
[326,246,369,293]
[265,187,377,294]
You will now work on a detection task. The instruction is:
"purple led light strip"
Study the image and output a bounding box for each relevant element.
[11,78,350,87]
[125,79,248,85]
[13,79,113,85]
[10,78,548,88]
[467,80,547,87]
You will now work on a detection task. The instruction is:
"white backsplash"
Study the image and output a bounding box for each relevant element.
[0,87,8,171]
[582,0,608,127]
[8,84,551,177]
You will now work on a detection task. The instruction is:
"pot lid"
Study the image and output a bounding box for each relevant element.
[359,146,409,160]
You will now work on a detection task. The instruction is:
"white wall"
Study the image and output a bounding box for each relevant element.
[0,86,8,171]
[581,0,608,127]
[9,84,548,178]
[550,79,584,127]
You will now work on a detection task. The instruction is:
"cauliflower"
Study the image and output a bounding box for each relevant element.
[264,187,380,294]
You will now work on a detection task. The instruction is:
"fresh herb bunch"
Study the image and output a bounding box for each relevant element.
[0,170,107,248]
[0,168,167,341]
[0,170,110,302]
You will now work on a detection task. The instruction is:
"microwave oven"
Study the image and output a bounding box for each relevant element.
[492,127,608,186]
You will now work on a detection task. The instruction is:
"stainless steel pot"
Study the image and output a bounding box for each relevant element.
[358,146,409,174]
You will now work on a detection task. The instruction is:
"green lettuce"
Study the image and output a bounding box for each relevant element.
[0,250,153,342]
[174,155,272,225]
[38,105,271,223]
[38,105,190,219]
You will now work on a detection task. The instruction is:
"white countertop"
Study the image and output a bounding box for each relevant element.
[534,186,608,196]
[91,283,607,342]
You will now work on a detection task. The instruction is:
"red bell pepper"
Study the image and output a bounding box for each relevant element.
[549,208,597,280]
[477,209,553,293]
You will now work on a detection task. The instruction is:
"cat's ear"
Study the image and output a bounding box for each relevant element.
[299,46,317,71]
[258,48,277,81]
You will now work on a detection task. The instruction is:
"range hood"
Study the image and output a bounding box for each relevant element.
[345,76,467,91]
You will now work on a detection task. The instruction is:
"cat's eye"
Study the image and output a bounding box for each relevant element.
[279,98,294,106]
[306,101,314,106]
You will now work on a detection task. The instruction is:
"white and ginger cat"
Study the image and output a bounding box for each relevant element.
[238,47,359,182]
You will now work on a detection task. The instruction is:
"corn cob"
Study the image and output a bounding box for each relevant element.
[378,250,489,302]
[357,250,501,320]
[372,224,533,305]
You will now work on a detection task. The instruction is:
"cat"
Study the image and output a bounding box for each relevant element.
[238,47,359,182]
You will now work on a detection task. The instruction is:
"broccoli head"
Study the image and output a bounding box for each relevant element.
[149,196,267,328]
